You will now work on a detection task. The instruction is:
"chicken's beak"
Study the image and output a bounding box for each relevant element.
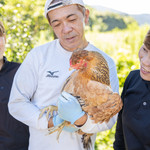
[69,67,73,71]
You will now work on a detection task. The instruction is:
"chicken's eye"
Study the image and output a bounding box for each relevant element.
[76,60,80,64]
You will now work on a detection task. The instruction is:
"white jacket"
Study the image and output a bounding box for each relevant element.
[8,39,119,150]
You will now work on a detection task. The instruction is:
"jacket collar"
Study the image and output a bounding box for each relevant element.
[0,56,9,73]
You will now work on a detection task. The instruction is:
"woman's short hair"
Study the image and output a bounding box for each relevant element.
[0,21,5,37]
[144,29,150,50]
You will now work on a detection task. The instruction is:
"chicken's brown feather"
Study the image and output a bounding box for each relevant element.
[62,50,123,150]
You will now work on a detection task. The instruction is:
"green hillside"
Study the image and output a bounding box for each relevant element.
[86,5,138,32]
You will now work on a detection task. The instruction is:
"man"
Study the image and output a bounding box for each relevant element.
[8,0,119,150]
[0,21,29,150]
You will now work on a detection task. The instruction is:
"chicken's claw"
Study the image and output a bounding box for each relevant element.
[39,105,58,120]
[48,121,66,141]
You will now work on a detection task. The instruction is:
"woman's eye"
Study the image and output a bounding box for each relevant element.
[143,48,148,52]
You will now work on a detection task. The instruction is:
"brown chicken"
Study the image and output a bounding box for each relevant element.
[39,49,123,150]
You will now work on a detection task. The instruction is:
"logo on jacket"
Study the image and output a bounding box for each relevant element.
[46,71,59,78]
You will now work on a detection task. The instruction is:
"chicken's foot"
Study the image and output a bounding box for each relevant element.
[48,121,67,141]
[39,105,58,120]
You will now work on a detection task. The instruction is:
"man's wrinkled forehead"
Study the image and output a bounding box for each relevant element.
[49,5,79,25]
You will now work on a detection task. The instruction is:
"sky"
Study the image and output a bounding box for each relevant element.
[84,0,150,15]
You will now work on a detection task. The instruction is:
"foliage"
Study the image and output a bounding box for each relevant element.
[0,0,5,19]
[1,1,150,149]
[95,125,116,150]
[1,0,52,62]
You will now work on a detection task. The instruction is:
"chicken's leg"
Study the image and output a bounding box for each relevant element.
[39,105,68,141]
[48,121,70,141]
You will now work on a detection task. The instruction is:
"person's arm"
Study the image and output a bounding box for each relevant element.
[109,64,119,93]
[8,50,48,130]
[113,70,133,150]
[113,109,126,150]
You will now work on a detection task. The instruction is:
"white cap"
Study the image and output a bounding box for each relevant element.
[45,0,85,18]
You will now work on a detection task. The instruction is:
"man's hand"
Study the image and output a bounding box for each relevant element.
[58,91,85,124]
[48,115,78,132]
[53,115,64,127]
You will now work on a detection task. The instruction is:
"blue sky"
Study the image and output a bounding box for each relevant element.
[84,0,150,14]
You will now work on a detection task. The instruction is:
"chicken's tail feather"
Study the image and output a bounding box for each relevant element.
[82,133,93,150]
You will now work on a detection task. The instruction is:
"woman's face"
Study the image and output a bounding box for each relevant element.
[139,44,150,81]
[0,36,5,60]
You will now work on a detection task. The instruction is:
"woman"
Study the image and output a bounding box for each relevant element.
[0,21,29,150]
[113,29,150,150]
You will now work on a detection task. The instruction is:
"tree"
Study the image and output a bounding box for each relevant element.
[1,0,53,62]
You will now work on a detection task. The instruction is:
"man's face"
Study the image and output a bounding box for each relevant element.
[48,4,89,51]
[0,36,5,60]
